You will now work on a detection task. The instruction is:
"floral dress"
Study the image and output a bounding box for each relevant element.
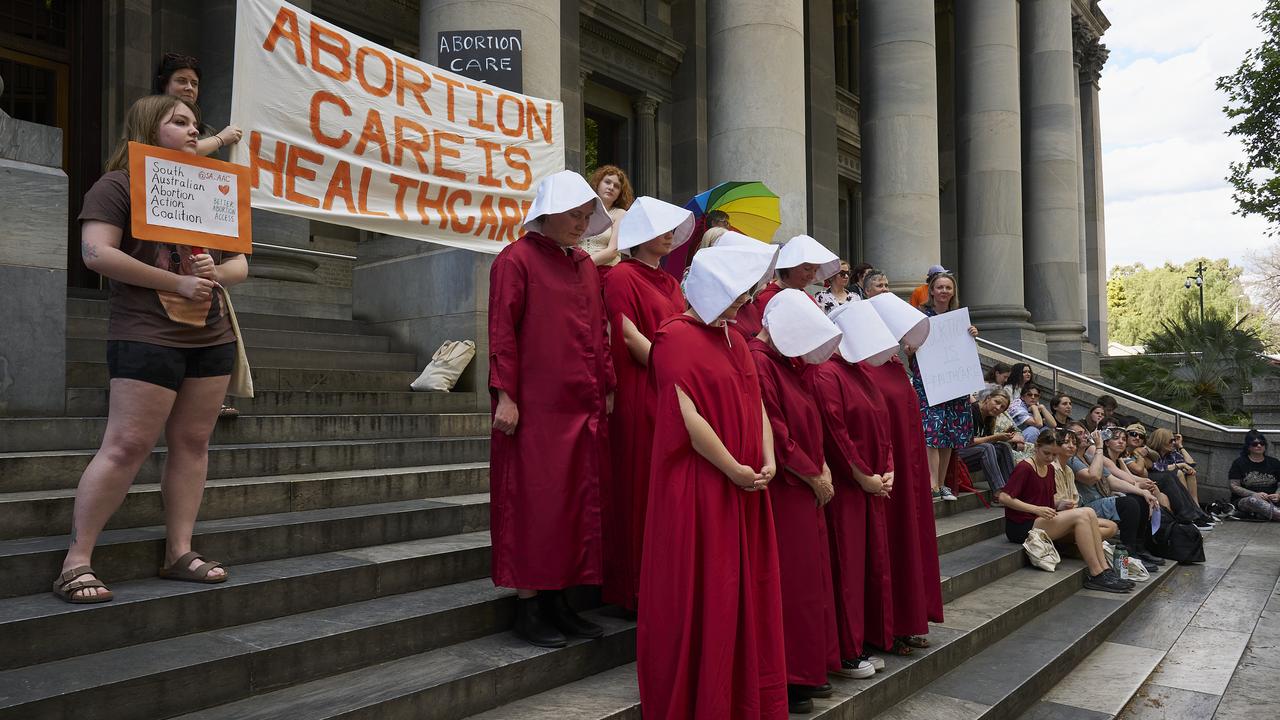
[814,288,857,315]
[909,305,974,448]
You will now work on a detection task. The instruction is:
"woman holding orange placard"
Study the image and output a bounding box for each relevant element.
[51,94,249,603]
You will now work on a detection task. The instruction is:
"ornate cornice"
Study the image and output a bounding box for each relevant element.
[579,0,684,102]
[835,87,861,149]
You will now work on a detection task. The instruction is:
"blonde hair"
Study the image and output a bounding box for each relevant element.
[105,94,197,172]
[1148,428,1174,455]
[929,271,960,311]
[698,226,728,251]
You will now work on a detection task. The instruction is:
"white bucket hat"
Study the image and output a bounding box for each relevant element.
[522,170,613,238]
[685,244,780,323]
[777,234,841,281]
[617,197,696,253]
[829,301,900,366]
[867,292,931,349]
[762,289,843,364]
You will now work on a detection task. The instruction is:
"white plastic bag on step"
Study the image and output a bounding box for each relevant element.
[410,340,476,392]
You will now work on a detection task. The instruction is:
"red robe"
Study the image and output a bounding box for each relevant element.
[639,314,787,720]
[806,358,895,656]
[866,357,944,625]
[487,231,614,589]
[601,258,685,610]
[733,281,778,337]
[749,339,841,686]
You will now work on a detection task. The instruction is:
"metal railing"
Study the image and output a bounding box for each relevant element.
[975,337,1280,437]
[255,243,358,261]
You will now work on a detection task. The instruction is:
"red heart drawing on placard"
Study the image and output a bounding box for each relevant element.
[218,184,231,195]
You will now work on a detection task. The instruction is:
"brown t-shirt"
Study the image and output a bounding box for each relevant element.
[78,170,238,348]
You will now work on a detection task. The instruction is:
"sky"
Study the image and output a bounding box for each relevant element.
[1099,0,1271,273]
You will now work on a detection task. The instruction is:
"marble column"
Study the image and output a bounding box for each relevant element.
[1080,38,1111,358]
[1071,16,1101,375]
[1021,0,1085,369]
[860,0,941,294]
[633,95,659,197]
[708,0,807,242]
[420,0,561,101]
[956,0,1043,355]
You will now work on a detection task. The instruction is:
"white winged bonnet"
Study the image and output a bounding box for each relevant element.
[522,170,613,238]
[762,289,843,364]
[684,244,780,323]
[617,197,696,253]
[867,291,931,349]
[829,301,900,366]
[777,234,841,282]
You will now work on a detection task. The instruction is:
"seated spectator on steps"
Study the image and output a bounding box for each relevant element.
[1065,422,1164,571]
[1050,393,1074,427]
[1099,422,1172,513]
[1097,394,1137,428]
[1049,428,1118,542]
[1082,404,1107,432]
[959,389,1019,491]
[998,433,1132,593]
[1146,428,1216,530]
[1008,383,1054,444]
[1006,363,1034,398]
[1148,428,1200,504]
[984,362,1012,393]
[1120,424,1154,479]
[1230,429,1280,521]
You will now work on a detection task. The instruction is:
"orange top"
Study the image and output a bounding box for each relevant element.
[909,283,930,309]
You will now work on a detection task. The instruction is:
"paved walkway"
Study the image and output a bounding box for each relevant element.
[1028,519,1280,719]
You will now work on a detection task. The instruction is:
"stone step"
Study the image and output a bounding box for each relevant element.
[67,338,418,371]
[67,362,425,392]
[65,387,481,416]
[67,297,365,334]
[228,293,352,320]
[933,506,1005,555]
[870,563,1178,720]
[0,435,489,493]
[167,611,635,720]
[0,494,489,599]
[0,578,555,720]
[462,554,1162,719]
[0,462,489,541]
[0,412,489,452]
[938,536,1028,601]
[66,315,392,352]
[233,277,353,305]
[0,531,492,670]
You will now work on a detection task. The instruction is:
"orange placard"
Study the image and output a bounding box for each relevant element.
[128,141,253,254]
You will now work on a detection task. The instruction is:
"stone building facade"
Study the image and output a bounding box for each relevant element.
[0,0,1112,414]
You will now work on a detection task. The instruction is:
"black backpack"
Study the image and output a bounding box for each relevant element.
[1149,520,1205,565]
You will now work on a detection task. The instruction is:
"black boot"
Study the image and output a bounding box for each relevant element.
[539,590,604,639]
[514,596,567,648]
[787,686,814,714]
[794,683,833,699]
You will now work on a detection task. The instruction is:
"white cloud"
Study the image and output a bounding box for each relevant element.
[1098,0,1269,272]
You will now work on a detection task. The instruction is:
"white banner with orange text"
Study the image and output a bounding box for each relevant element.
[230,0,564,253]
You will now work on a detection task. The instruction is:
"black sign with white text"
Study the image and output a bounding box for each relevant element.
[437,30,523,93]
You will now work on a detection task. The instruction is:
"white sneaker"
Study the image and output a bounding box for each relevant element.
[939,486,958,502]
[832,658,875,679]
[862,654,886,671]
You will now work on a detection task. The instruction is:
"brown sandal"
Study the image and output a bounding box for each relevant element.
[52,566,114,604]
[159,551,228,583]
[887,638,914,656]
[901,635,930,649]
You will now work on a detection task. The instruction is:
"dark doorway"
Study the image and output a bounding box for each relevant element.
[583,106,628,178]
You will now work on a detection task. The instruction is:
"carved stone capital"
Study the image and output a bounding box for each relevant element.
[1071,14,1096,68]
[633,95,659,117]
[1080,40,1110,84]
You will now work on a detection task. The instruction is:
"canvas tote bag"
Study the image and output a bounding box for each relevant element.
[1022,528,1061,571]
[411,340,477,392]
[220,288,254,398]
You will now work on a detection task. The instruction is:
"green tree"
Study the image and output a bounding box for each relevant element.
[1106,258,1270,348]
[1216,1,1280,234]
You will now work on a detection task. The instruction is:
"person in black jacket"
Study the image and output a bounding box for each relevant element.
[1230,429,1280,521]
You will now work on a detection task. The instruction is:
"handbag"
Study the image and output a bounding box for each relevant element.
[1022,528,1060,571]
[220,288,254,398]
[1149,519,1206,565]
[411,340,476,392]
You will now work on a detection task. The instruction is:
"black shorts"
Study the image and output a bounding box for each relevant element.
[107,340,236,391]
[1006,518,1035,544]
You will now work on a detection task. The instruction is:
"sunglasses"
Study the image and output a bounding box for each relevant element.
[1250,440,1266,447]
[836,270,850,278]
[1127,431,1146,439]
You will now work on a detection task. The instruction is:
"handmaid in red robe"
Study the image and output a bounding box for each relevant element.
[806,357,897,659]
[866,356,944,627]
[638,244,787,720]
[749,334,840,692]
[600,196,693,611]
[488,229,614,591]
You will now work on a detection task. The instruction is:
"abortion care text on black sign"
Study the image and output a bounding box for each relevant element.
[437,30,523,93]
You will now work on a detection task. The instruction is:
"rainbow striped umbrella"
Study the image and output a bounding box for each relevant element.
[683,181,781,243]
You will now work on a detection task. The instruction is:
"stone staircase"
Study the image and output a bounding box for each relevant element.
[0,290,1179,719]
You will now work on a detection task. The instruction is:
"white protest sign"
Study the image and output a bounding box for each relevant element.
[915,308,985,407]
[230,0,565,253]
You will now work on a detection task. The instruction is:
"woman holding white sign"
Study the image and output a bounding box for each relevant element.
[53,94,249,603]
[906,271,979,503]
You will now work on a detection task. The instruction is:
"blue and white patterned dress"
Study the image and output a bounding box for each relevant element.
[909,305,974,448]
